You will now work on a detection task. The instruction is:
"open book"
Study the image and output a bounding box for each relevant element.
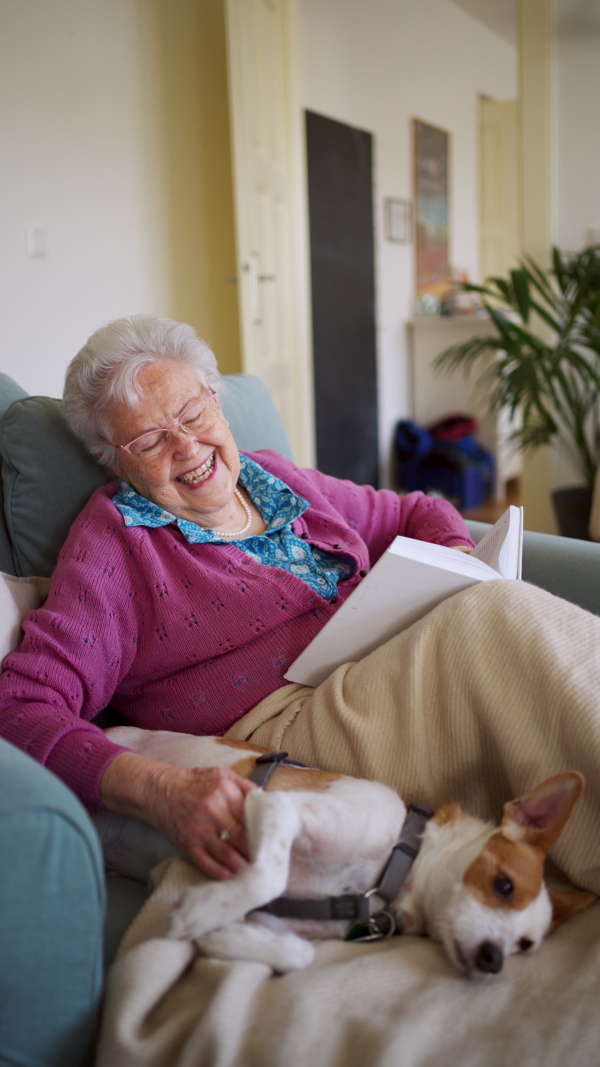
[285,505,523,687]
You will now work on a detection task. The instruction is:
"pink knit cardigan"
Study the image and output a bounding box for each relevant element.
[0,451,473,808]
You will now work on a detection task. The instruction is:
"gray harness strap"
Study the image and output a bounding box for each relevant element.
[250,751,434,941]
[375,802,435,906]
[250,750,309,789]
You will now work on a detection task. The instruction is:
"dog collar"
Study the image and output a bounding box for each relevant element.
[252,759,434,943]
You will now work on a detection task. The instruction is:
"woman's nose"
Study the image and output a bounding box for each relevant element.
[171,426,200,458]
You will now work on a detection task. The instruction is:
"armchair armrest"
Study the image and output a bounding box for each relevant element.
[467,521,600,617]
[0,739,105,1067]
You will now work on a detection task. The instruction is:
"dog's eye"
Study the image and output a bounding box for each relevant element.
[518,937,534,952]
[493,873,514,900]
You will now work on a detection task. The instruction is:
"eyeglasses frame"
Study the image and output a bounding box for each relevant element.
[112,391,219,457]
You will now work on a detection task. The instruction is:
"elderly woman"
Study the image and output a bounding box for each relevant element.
[0,315,475,876]
[2,314,600,895]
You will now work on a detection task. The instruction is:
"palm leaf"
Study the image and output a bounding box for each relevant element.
[510,269,531,323]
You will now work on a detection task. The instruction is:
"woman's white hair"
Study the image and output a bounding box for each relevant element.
[63,314,221,468]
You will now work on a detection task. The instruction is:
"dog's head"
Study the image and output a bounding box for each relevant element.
[404,772,596,977]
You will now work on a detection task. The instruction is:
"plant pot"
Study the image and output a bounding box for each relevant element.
[552,486,593,540]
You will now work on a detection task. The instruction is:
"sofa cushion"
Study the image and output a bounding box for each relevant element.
[0,373,28,415]
[0,396,111,577]
[0,571,50,661]
[220,373,293,459]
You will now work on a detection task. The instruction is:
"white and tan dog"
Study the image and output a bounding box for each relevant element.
[94,727,596,976]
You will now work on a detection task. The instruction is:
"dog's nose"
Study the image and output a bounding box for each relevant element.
[474,941,504,974]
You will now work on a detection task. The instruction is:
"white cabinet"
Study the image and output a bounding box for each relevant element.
[407,316,521,504]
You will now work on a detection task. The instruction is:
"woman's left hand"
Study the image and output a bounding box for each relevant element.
[148,762,257,880]
[100,751,257,880]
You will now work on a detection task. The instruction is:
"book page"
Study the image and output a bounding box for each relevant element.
[471,506,523,578]
[387,536,499,578]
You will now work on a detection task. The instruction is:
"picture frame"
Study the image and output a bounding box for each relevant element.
[413,119,451,296]
[384,198,412,243]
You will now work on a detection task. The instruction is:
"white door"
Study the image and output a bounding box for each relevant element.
[225,0,314,466]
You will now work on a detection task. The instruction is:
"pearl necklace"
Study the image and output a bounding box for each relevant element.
[212,488,253,538]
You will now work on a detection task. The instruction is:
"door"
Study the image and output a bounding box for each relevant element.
[225,0,314,466]
[306,110,378,486]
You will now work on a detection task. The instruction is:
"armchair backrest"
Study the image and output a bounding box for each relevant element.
[0,373,293,578]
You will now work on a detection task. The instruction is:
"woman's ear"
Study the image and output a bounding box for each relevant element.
[548,886,597,932]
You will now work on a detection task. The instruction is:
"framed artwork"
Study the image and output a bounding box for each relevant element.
[413,119,450,296]
[384,198,412,243]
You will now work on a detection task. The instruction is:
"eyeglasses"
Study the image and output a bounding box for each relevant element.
[114,392,221,460]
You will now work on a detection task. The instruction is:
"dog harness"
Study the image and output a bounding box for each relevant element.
[251,751,434,942]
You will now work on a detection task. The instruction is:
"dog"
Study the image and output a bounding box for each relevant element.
[93,727,596,977]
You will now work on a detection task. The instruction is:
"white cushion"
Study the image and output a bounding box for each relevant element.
[0,572,51,663]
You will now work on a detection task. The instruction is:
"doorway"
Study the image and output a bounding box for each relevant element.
[305,110,378,486]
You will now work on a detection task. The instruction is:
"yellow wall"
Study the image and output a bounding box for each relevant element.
[151,0,242,374]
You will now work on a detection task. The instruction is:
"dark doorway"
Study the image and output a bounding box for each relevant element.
[305,110,378,487]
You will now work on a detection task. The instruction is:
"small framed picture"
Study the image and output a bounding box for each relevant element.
[385,198,412,243]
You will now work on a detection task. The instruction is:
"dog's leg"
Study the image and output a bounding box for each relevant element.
[168,789,302,940]
[194,918,315,973]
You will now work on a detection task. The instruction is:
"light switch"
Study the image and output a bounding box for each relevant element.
[26,228,47,258]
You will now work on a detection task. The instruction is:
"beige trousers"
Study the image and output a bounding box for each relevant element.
[227,580,600,893]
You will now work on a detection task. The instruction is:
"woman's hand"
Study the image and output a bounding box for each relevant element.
[100,751,256,880]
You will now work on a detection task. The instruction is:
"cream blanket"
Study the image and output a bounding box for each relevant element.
[96,581,600,1067]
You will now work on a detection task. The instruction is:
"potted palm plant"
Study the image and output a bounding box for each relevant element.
[434,244,600,538]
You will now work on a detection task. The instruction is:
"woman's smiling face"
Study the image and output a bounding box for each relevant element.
[107,360,242,528]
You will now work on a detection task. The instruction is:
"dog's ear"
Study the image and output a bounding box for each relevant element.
[501,772,584,853]
[547,886,598,932]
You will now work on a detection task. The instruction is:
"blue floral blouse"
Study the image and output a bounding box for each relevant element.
[113,453,355,600]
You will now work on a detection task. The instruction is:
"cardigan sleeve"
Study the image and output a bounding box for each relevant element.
[327,480,475,564]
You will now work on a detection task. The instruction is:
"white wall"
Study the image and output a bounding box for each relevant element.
[0,0,518,470]
[299,0,517,484]
[556,31,600,252]
[0,0,241,399]
[0,0,170,396]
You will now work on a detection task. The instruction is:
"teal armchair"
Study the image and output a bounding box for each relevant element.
[0,368,598,1066]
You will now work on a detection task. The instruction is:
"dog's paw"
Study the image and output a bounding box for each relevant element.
[167,907,206,941]
[195,921,316,973]
[271,933,315,972]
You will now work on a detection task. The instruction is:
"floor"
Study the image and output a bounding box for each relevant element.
[460,478,521,524]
